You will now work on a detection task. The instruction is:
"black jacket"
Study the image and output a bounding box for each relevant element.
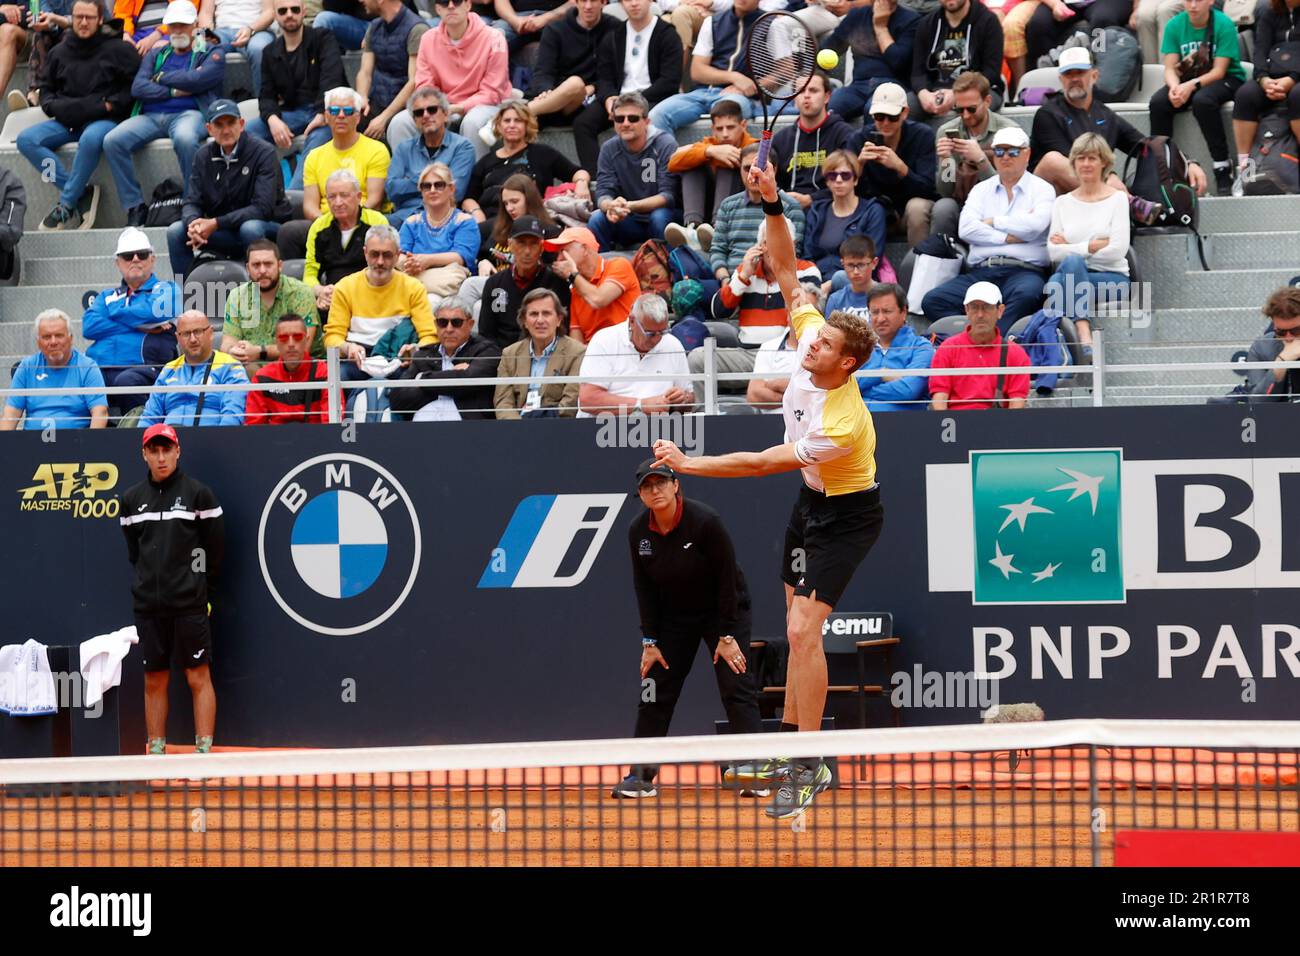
[390,334,504,420]
[0,168,25,254]
[259,25,346,121]
[594,17,683,105]
[772,113,859,202]
[477,266,571,351]
[119,467,225,615]
[910,0,1004,97]
[183,132,292,231]
[41,24,141,130]
[528,9,618,97]
[1029,91,1144,172]
[627,497,751,640]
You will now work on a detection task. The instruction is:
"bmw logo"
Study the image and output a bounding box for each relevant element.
[258,454,422,636]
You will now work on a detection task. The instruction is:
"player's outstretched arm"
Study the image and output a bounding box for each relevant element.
[747,161,800,309]
[653,439,803,479]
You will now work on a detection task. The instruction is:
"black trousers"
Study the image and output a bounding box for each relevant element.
[631,625,763,781]
[1025,0,1132,66]
[572,100,611,178]
[1149,76,1243,164]
[1232,79,1300,123]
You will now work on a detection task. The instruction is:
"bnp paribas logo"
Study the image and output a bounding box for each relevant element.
[971,449,1124,605]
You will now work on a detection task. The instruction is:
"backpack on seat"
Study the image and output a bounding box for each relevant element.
[1241,108,1300,196]
[1123,135,1210,270]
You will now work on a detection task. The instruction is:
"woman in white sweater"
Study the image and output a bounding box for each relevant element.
[1044,133,1132,355]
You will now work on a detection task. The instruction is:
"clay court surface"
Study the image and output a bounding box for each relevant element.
[4,748,1297,866]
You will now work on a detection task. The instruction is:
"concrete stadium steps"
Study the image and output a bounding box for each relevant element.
[21,253,174,286]
[1153,267,1298,310]
[1204,231,1300,271]
[13,227,169,258]
[1199,194,1300,232]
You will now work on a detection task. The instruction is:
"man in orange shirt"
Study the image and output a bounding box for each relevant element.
[665,99,757,249]
[546,226,640,344]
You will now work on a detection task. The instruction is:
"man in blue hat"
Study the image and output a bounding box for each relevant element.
[168,97,292,280]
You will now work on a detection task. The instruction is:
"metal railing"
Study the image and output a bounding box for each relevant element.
[0,332,1294,426]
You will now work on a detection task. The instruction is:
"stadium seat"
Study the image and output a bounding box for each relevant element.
[286,190,305,220]
[282,258,307,280]
[703,321,742,348]
[1015,68,1062,105]
[928,314,969,341]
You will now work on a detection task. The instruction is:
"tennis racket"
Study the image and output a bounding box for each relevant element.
[744,11,818,171]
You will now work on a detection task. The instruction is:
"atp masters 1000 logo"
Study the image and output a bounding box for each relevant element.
[970,449,1124,605]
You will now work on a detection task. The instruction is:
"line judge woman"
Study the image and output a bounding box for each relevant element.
[613,459,764,798]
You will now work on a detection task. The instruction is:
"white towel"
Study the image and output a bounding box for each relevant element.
[0,643,16,713]
[4,639,57,717]
[79,626,139,708]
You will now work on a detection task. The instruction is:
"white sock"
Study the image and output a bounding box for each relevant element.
[1237,153,1250,168]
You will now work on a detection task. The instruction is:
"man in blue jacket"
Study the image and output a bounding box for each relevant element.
[82,227,184,417]
[102,1,227,228]
[168,98,292,279]
[140,310,249,427]
[826,0,920,122]
[857,282,932,411]
[385,87,475,224]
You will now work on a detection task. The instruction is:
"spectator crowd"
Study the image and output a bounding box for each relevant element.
[2,0,1299,426]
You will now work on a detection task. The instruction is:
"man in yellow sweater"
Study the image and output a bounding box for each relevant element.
[324,223,437,419]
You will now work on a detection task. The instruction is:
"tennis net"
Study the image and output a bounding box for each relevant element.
[3,720,1298,867]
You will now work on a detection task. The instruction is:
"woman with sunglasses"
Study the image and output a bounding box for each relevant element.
[463,100,591,227]
[1043,133,1131,358]
[801,150,887,292]
[397,161,481,296]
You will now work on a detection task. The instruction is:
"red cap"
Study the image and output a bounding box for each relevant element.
[142,423,180,447]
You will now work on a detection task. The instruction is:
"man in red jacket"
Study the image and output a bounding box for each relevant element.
[245,314,332,424]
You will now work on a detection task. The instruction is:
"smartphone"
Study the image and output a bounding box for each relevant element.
[945,130,961,140]
[868,131,885,147]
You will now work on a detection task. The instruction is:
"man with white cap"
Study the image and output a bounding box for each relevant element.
[852,81,939,247]
[922,125,1054,330]
[103,1,227,229]
[81,226,184,418]
[1030,46,1207,208]
[929,280,1031,411]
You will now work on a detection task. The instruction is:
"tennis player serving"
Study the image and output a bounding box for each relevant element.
[653,160,883,820]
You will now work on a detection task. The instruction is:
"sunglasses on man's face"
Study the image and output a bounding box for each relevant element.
[992,147,1024,159]
[436,317,467,329]
[955,103,982,115]
[327,106,357,117]
[613,114,645,124]
[276,332,306,343]
[411,105,441,118]
[1274,323,1300,339]
[420,180,450,192]
[824,170,854,183]
[870,112,899,123]
[435,0,468,7]
[276,4,301,13]
[118,250,151,262]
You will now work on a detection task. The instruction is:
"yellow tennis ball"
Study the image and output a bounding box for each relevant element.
[816,49,839,71]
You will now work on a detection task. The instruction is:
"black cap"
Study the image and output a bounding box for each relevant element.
[510,215,545,240]
[636,458,677,487]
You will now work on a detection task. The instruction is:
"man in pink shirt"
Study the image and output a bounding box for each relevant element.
[386,0,511,156]
[929,281,1031,411]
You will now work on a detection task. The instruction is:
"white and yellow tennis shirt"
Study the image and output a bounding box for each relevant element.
[781,304,877,496]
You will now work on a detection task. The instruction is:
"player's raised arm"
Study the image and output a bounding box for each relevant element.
[748,162,801,311]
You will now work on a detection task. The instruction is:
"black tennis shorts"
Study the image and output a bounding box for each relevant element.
[780,484,884,609]
[135,613,213,673]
